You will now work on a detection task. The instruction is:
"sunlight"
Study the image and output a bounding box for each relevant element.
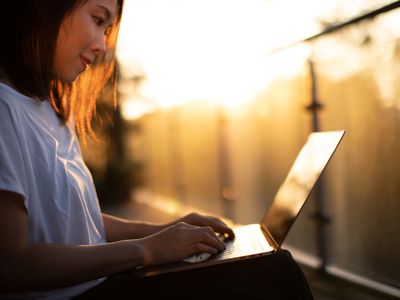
[116,0,389,119]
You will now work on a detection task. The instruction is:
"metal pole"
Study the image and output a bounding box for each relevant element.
[306,59,330,273]
[216,105,234,220]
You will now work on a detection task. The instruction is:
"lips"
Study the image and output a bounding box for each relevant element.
[80,55,92,70]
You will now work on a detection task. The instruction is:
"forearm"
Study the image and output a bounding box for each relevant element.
[0,240,144,293]
[102,213,167,241]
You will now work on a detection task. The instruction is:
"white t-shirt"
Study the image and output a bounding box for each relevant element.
[0,83,107,299]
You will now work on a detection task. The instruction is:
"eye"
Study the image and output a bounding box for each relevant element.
[93,16,105,26]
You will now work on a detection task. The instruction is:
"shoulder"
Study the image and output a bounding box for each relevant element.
[0,84,47,152]
[0,84,21,128]
[0,83,30,116]
[0,83,44,128]
[0,82,38,108]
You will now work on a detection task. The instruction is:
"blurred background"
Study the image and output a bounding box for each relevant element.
[82,0,400,298]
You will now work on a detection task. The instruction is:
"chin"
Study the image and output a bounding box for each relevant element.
[57,68,85,83]
[61,73,81,83]
[70,75,81,83]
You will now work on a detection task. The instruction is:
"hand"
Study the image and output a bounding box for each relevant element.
[175,212,235,239]
[139,222,226,266]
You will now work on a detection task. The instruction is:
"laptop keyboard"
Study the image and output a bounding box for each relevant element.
[183,226,272,263]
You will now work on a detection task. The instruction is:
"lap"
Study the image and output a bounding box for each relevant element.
[75,250,313,300]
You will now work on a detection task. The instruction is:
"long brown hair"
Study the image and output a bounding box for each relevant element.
[0,0,124,139]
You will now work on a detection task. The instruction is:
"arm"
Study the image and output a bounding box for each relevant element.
[0,191,144,293]
[0,191,225,293]
[102,213,167,241]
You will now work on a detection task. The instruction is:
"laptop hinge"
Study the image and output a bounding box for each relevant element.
[261,223,280,251]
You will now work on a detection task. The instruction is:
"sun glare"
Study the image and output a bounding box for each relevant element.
[116,0,386,119]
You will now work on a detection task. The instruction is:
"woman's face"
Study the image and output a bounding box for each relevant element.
[53,0,117,82]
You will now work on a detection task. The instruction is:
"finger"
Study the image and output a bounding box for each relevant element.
[189,243,219,255]
[203,226,226,248]
[184,213,234,237]
[204,217,235,237]
[173,224,222,249]
[175,222,200,229]
[183,214,235,239]
[190,229,225,251]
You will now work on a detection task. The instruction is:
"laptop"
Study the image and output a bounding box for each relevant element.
[133,130,345,277]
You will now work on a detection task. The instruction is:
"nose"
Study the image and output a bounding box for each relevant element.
[92,32,107,56]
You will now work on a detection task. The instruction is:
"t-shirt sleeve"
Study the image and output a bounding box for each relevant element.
[0,100,28,201]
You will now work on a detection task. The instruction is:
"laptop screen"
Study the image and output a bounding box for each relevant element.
[262,130,345,247]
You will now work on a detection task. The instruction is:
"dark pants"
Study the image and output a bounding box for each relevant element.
[76,250,314,299]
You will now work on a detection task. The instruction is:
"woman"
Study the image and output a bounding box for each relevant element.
[0,1,313,299]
